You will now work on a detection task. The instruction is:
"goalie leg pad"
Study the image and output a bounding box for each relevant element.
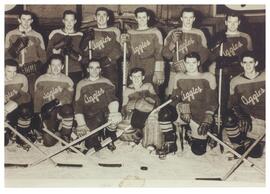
[131,109,149,129]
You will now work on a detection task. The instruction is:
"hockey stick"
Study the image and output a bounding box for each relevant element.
[4,122,82,168]
[207,132,264,175]
[122,41,127,95]
[41,122,85,157]
[221,133,265,181]
[88,40,92,60]
[30,122,111,167]
[176,41,179,62]
[65,55,69,76]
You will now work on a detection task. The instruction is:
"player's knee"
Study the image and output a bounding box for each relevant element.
[43,133,59,147]
[191,138,207,156]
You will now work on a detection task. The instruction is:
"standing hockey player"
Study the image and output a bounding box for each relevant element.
[226,51,265,158]
[120,7,164,89]
[47,10,83,85]
[80,7,122,97]
[5,10,47,97]
[163,7,209,97]
[209,12,253,116]
[171,52,217,156]
[74,60,122,152]
[34,54,75,147]
[5,59,33,148]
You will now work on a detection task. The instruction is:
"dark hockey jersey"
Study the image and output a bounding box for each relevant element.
[172,72,217,123]
[229,72,265,120]
[74,77,117,117]
[163,28,209,65]
[210,31,253,62]
[47,29,83,73]
[5,27,46,65]
[5,73,31,105]
[88,27,122,63]
[127,27,163,76]
[122,82,159,107]
[34,73,74,112]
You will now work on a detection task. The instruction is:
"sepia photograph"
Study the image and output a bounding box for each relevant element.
[3,2,266,188]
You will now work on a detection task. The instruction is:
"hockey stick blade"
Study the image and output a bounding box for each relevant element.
[5,163,29,168]
[56,163,83,167]
[98,163,122,167]
[195,178,222,181]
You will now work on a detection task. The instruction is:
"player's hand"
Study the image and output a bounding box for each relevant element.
[198,114,214,136]
[152,71,165,85]
[120,34,130,44]
[172,31,183,43]
[108,112,122,128]
[172,60,186,73]
[76,125,89,137]
[53,48,61,54]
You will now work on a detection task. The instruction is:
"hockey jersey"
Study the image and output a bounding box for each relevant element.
[5,27,46,65]
[74,77,117,117]
[127,27,163,77]
[85,27,122,63]
[34,73,74,112]
[229,72,265,120]
[163,28,209,65]
[5,73,31,105]
[47,29,83,73]
[172,72,217,123]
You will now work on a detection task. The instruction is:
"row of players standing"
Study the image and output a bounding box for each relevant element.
[5,7,265,158]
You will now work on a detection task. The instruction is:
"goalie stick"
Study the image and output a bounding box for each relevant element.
[4,122,82,168]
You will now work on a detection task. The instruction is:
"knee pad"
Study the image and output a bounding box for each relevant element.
[43,132,59,147]
[85,133,101,150]
[249,141,265,158]
[131,109,149,129]
[224,110,243,144]
[191,138,207,156]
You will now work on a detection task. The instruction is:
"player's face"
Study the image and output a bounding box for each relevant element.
[63,14,76,31]
[5,65,17,81]
[130,71,144,86]
[50,59,63,75]
[241,56,258,74]
[136,12,149,27]
[181,12,195,29]
[18,14,33,30]
[95,11,109,26]
[184,57,199,73]
[88,62,101,79]
[225,16,240,32]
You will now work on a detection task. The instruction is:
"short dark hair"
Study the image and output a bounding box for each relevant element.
[63,10,77,20]
[134,7,149,17]
[240,51,257,62]
[129,67,145,76]
[19,10,33,19]
[225,12,241,21]
[49,54,64,65]
[181,8,195,17]
[184,52,201,62]
[5,59,18,67]
[95,7,109,16]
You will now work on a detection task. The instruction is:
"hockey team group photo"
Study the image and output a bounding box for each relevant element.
[4,4,266,187]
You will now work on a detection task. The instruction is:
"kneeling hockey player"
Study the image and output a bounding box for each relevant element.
[74,59,122,152]
[172,52,218,155]
[5,59,33,148]
[34,54,75,147]
[226,51,265,158]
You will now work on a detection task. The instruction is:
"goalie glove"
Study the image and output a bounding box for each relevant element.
[232,106,252,134]
[53,36,72,50]
[8,36,29,58]
[176,102,191,123]
[198,113,214,136]
[79,29,95,51]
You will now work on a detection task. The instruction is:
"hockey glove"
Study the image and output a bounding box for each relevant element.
[232,106,252,134]
[176,102,191,123]
[79,29,95,51]
[152,71,165,85]
[41,99,60,120]
[120,33,130,45]
[108,112,122,129]
[76,124,90,138]
[63,47,82,61]
[8,36,29,58]
[198,113,214,136]
[172,60,186,73]
[18,60,43,75]
[135,97,155,113]
[53,36,72,50]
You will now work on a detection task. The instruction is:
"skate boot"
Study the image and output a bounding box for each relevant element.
[107,142,116,152]
[156,141,177,159]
